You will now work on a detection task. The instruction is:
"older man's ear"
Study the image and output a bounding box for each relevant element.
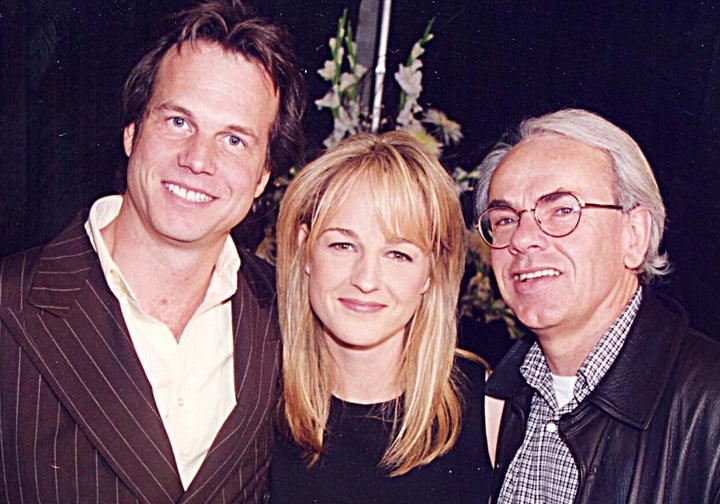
[622,205,652,271]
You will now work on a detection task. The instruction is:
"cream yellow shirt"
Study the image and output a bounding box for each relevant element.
[85,195,239,489]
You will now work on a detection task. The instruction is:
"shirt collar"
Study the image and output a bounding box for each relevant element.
[576,287,643,394]
[84,195,240,311]
[520,287,643,410]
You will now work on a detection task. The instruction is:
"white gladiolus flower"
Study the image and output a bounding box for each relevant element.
[401,122,442,157]
[339,72,358,92]
[318,60,338,81]
[410,37,431,60]
[424,108,464,144]
[315,89,340,110]
[395,63,423,98]
[353,63,368,78]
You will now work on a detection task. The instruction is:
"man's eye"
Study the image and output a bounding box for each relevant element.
[227,135,245,148]
[494,215,518,228]
[552,206,576,216]
[170,117,186,128]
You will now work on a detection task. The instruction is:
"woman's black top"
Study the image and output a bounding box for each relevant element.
[269,357,492,503]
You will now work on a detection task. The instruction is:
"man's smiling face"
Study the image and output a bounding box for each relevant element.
[488,134,641,341]
[122,41,277,250]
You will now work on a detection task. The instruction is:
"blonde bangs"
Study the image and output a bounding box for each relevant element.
[367,161,433,255]
[305,153,433,257]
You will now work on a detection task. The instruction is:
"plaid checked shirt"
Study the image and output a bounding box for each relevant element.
[497,287,643,504]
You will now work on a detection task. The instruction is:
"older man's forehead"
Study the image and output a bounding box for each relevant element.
[489,136,615,201]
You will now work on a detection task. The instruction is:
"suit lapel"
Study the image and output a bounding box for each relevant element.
[2,215,183,504]
[182,251,280,503]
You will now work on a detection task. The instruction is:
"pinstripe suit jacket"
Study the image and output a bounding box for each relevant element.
[0,212,281,503]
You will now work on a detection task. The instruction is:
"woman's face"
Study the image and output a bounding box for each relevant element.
[304,182,432,361]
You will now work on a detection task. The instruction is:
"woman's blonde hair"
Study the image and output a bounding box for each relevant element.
[276,131,468,476]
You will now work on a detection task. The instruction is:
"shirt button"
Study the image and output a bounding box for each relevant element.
[178,398,185,407]
[545,421,558,433]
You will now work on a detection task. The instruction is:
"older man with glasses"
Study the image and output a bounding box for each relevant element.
[475,108,720,504]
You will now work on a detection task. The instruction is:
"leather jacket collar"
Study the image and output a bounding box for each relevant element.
[486,288,689,430]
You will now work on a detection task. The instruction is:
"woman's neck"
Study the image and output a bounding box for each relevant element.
[327,339,404,405]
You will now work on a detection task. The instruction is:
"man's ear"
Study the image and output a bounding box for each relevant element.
[623,205,652,270]
[123,123,136,157]
[298,224,310,275]
[254,168,272,199]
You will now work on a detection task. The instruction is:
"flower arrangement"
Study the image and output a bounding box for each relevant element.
[255,9,522,341]
[314,11,462,155]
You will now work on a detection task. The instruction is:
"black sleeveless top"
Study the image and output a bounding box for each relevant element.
[269,357,492,503]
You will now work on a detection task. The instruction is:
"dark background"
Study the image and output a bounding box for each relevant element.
[2,1,719,339]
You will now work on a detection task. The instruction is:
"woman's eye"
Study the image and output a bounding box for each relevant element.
[389,251,412,262]
[329,242,354,252]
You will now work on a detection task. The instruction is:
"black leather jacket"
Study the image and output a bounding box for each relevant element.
[486,289,720,503]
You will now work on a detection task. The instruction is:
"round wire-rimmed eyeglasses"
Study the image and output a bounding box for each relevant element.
[476,191,624,249]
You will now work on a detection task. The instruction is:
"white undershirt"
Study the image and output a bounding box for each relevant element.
[85,195,239,489]
[550,373,577,409]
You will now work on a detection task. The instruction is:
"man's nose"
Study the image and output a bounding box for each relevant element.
[508,210,547,253]
[178,135,217,175]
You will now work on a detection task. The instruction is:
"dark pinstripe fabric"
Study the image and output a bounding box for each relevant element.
[0,212,281,503]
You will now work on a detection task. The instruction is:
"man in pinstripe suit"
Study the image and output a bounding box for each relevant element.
[0,1,305,502]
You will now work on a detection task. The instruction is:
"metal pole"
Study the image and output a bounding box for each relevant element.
[370,0,392,132]
[355,0,380,114]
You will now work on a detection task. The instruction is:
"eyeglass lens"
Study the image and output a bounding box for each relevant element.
[479,192,582,248]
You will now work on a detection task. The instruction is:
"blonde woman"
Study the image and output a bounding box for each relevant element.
[269,131,493,503]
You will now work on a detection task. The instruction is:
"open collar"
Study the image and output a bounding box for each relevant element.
[486,288,688,430]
